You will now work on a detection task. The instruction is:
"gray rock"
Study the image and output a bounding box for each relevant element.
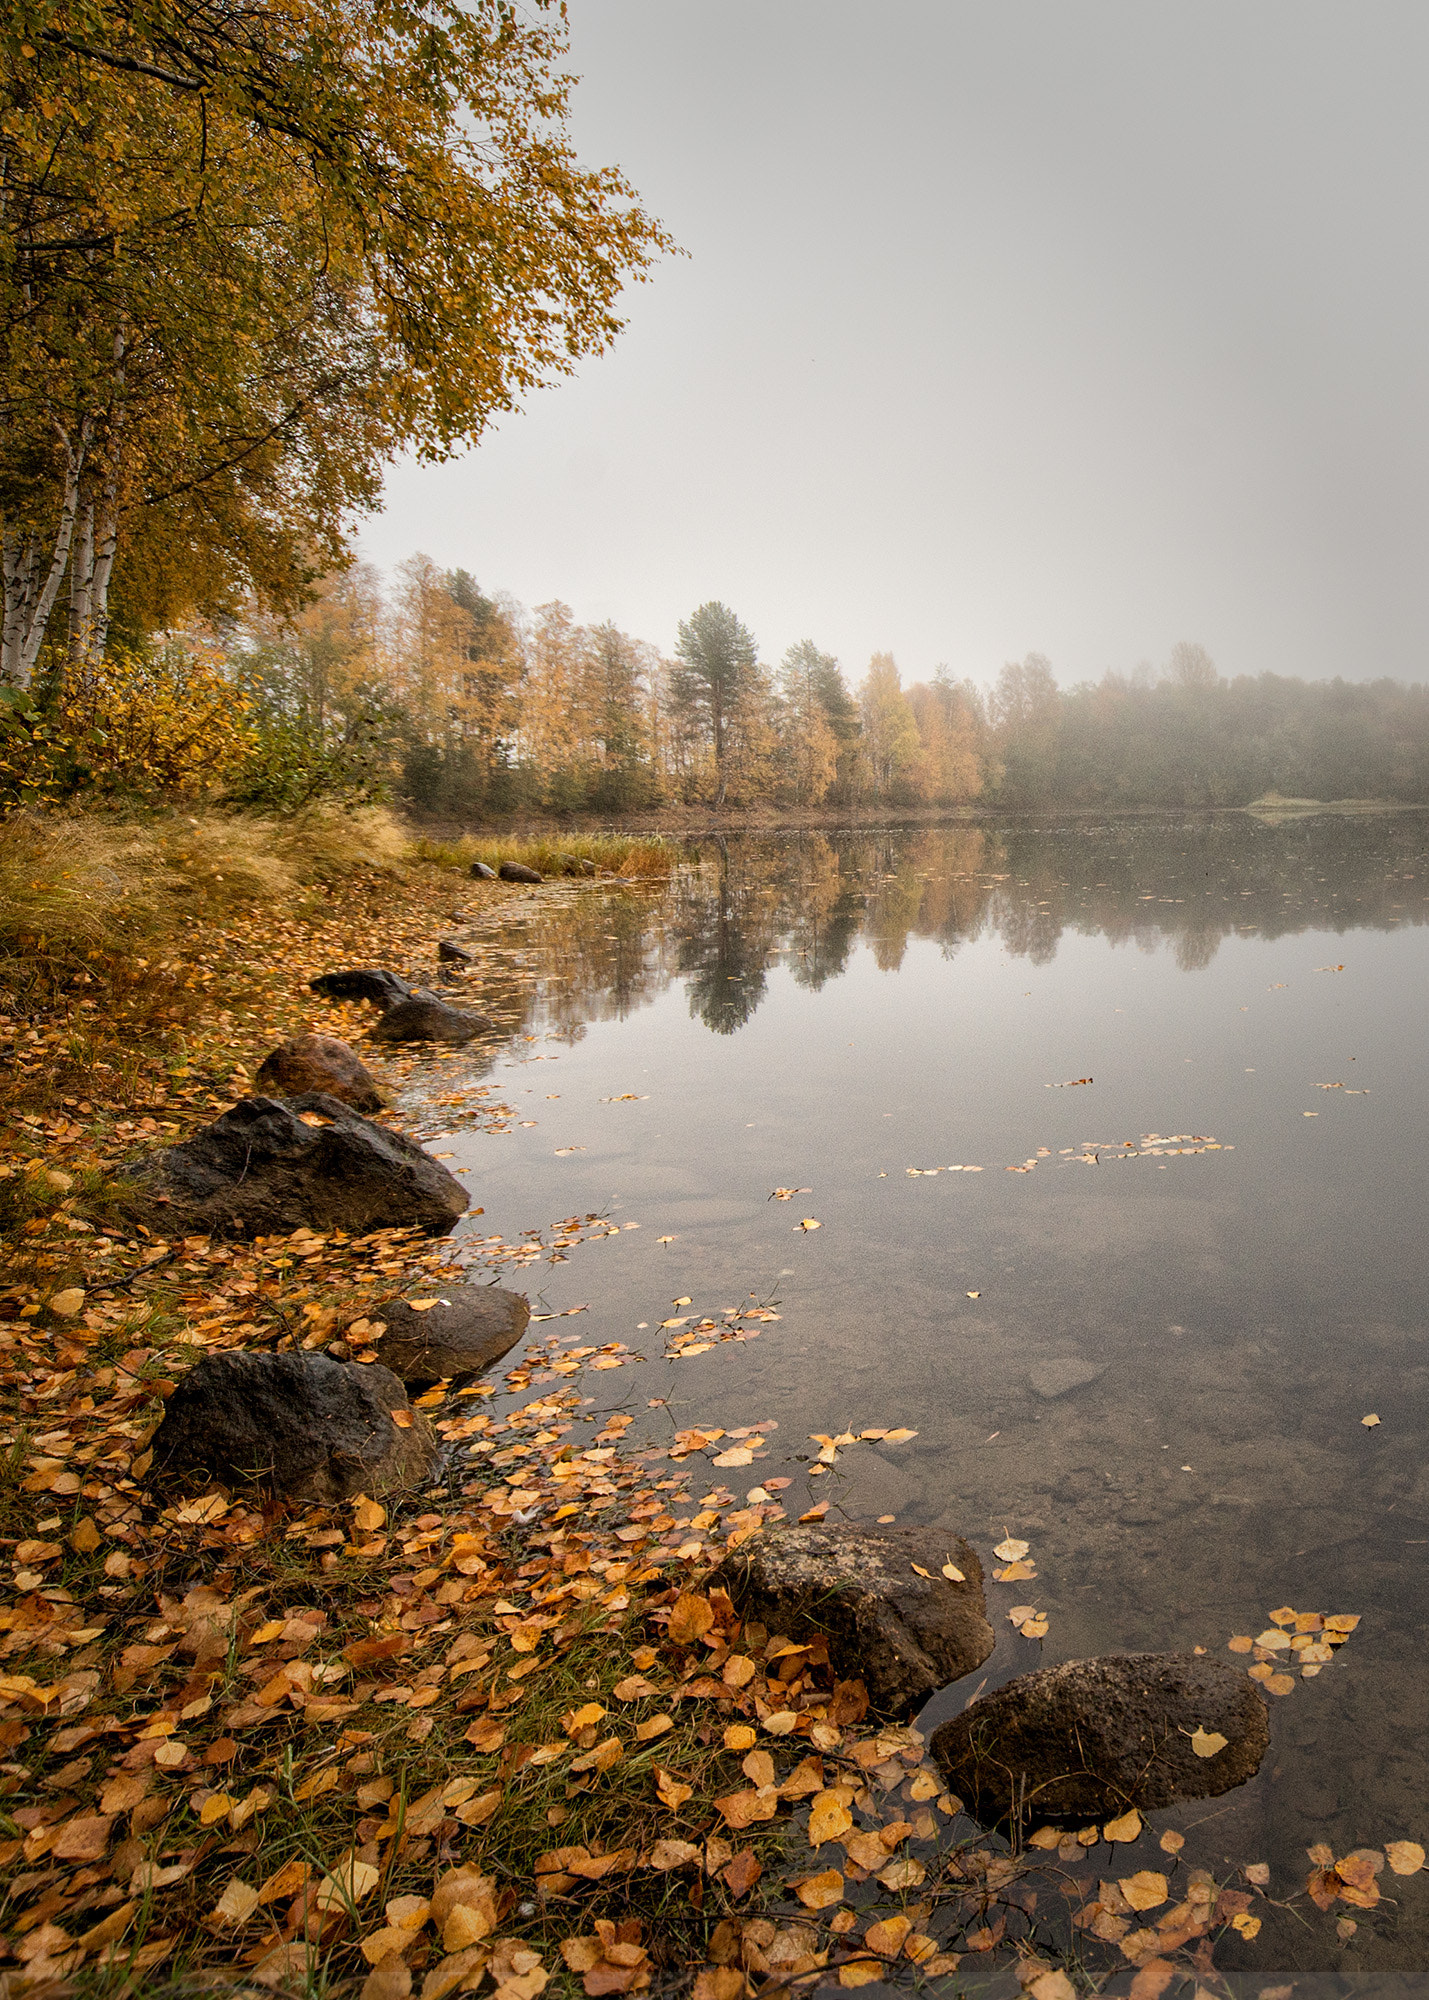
[714,1521,994,1715]
[254,1034,383,1113]
[931,1651,1269,1823]
[373,1284,530,1386]
[369,996,494,1044]
[1026,1357,1107,1400]
[469,861,498,881]
[498,860,542,883]
[136,1093,468,1238]
[438,938,475,965]
[309,968,414,1009]
[150,1349,438,1502]
[555,853,596,877]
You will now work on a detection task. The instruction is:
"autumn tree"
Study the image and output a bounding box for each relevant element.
[587,622,660,810]
[671,602,761,804]
[906,669,985,802]
[990,653,1061,802]
[775,642,840,805]
[858,652,921,799]
[0,0,671,685]
[226,562,400,805]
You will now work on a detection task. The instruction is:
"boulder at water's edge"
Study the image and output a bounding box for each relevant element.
[374,1285,529,1386]
[369,996,494,1044]
[715,1520,993,1715]
[151,1349,438,1502]
[931,1651,1268,1822]
[135,1093,468,1237]
[254,1033,383,1112]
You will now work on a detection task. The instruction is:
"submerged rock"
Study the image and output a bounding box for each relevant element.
[373,1284,530,1386]
[254,1033,383,1112]
[136,1093,468,1238]
[715,1521,993,1715]
[369,996,494,1044]
[931,1651,1269,1822]
[1026,1357,1107,1400]
[469,860,498,881]
[151,1349,438,1502]
[309,968,415,1009]
[498,860,542,884]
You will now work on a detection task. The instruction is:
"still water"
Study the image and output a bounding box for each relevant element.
[409,814,1429,1984]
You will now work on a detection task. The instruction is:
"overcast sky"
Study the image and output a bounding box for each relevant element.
[361,3,1429,689]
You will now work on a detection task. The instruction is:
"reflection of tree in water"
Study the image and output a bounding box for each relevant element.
[782,836,863,991]
[669,841,777,1034]
[463,814,1429,1043]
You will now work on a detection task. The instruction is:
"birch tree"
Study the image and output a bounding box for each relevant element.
[0,0,671,685]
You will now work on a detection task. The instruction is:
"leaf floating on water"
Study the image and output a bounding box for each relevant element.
[799,1218,821,1231]
[994,1559,1036,1582]
[1118,1870,1168,1911]
[1386,1841,1426,1877]
[1362,1413,1381,1428]
[993,1537,1030,1561]
[1159,1831,1186,1856]
[1227,1635,1254,1653]
[1189,1727,1228,1759]
[1104,1809,1143,1843]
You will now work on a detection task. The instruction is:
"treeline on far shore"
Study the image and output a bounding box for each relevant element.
[8,559,1429,816]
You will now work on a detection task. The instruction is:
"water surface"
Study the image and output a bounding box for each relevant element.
[411,815,1429,1982]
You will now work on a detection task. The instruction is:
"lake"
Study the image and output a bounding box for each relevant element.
[406,813,1429,1985]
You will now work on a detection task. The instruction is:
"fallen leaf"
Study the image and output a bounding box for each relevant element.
[211,1877,260,1926]
[808,1791,854,1844]
[722,1848,761,1898]
[1362,1413,1381,1428]
[993,1537,1030,1561]
[649,1840,701,1870]
[1104,1809,1143,1843]
[1119,1871,1168,1911]
[793,1869,844,1910]
[1190,1727,1228,1758]
[666,1594,715,1644]
[655,1768,693,1810]
[1386,1841,1426,1877]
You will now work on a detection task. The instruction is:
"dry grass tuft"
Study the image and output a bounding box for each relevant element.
[412,830,675,880]
[0,805,408,1008]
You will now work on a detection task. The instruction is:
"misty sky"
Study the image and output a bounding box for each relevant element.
[361,3,1429,689]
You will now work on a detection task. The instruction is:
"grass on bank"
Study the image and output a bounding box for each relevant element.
[411,832,676,880]
[0,807,407,999]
